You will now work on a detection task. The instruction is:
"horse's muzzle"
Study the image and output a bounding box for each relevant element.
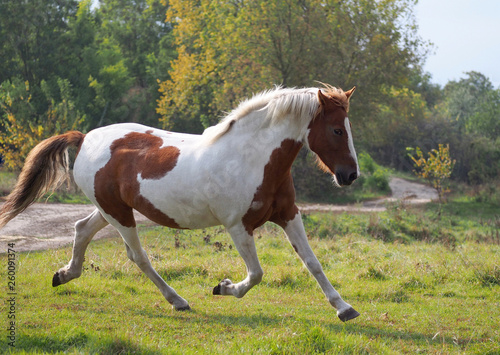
[335,170,358,186]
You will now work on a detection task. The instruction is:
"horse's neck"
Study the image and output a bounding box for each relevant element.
[241,108,310,143]
[220,113,306,174]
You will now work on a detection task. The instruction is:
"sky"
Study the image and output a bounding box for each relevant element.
[415,0,500,88]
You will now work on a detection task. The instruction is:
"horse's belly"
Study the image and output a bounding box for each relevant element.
[137,172,257,230]
[135,180,223,229]
[140,200,221,230]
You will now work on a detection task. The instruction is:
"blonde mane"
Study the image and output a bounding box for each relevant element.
[203,85,350,143]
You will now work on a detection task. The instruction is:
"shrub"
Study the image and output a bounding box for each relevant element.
[358,152,390,193]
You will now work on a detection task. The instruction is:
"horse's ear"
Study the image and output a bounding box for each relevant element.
[317,89,328,106]
[345,86,356,100]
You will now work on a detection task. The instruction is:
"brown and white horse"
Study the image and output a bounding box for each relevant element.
[0,85,360,321]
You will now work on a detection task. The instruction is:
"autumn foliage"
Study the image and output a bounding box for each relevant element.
[408,144,455,203]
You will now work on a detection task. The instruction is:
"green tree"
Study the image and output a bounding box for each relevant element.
[467,88,500,140]
[97,0,174,126]
[423,71,500,184]
[369,86,430,170]
[87,37,133,127]
[0,0,81,115]
[0,77,84,170]
[442,71,494,132]
[0,0,79,85]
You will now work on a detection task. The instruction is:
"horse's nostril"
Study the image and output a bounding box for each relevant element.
[349,172,358,182]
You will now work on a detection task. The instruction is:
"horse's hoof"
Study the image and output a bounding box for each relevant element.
[213,279,231,295]
[338,307,360,322]
[175,304,191,311]
[52,272,62,287]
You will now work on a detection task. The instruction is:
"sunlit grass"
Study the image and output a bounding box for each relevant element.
[1,217,499,354]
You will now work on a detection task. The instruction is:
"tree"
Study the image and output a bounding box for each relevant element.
[0,0,101,129]
[0,0,79,86]
[442,71,494,132]
[87,37,134,127]
[408,144,455,204]
[97,0,174,126]
[158,0,429,132]
[0,77,84,170]
[0,78,40,170]
[369,86,430,170]
[467,88,500,140]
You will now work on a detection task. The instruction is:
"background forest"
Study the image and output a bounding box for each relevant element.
[1,0,499,201]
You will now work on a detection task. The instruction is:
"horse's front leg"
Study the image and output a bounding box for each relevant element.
[213,224,263,298]
[283,212,360,322]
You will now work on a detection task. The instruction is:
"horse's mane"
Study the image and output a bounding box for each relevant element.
[203,84,349,144]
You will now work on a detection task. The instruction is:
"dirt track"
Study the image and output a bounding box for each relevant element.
[0,177,437,252]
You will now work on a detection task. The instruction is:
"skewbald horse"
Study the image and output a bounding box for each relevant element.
[0,85,360,322]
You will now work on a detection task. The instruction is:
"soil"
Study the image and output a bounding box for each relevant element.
[0,177,437,252]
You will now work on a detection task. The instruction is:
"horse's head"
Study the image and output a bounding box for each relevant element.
[307,87,359,186]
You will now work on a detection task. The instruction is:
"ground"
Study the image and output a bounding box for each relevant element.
[0,177,437,252]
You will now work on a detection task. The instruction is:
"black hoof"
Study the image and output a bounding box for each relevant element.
[175,304,191,311]
[338,307,360,322]
[213,283,221,295]
[52,272,62,287]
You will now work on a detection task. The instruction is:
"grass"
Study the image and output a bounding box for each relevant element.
[1,211,499,354]
[1,168,499,353]
[0,170,17,197]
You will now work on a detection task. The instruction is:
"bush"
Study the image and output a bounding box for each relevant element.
[292,150,391,203]
[357,152,390,193]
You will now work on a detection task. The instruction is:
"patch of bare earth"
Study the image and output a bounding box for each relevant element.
[0,204,152,252]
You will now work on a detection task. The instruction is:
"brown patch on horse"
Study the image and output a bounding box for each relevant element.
[242,139,302,234]
[94,131,182,228]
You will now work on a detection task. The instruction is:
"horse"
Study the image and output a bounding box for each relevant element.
[0,84,360,322]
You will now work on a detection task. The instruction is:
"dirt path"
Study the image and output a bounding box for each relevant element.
[0,205,153,253]
[299,177,438,213]
[0,177,437,252]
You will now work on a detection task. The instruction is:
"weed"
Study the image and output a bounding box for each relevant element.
[401,277,432,291]
[358,266,387,280]
[174,236,185,249]
[213,241,232,252]
[473,266,500,287]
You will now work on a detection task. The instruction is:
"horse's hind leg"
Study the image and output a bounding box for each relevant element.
[53,209,108,286]
[114,223,191,311]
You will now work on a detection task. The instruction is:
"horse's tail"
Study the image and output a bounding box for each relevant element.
[0,131,85,229]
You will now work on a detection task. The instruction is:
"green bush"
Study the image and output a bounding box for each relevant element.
[357,152,390,193]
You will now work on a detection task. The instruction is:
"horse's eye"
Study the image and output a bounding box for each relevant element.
[333,129,343,136]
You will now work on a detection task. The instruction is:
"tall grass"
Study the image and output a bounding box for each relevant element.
[1,209,499,354]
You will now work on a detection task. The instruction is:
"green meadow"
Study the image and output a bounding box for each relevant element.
[1,202,499,354]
